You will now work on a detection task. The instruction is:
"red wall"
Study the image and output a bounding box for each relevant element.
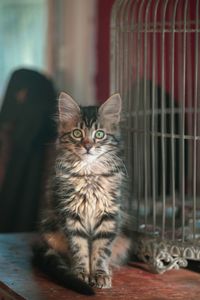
[96,0,115,103]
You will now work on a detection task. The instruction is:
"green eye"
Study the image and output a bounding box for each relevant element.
[95,130,105,139]
[72,129,83,139]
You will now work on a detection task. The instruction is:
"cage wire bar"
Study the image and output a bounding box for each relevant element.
[110,0,200,273]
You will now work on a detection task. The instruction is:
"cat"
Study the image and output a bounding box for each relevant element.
[32,92,133,295]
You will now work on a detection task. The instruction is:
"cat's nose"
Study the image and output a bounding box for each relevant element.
[83,143,92,153]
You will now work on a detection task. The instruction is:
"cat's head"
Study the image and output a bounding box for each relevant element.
[57,92,122,160]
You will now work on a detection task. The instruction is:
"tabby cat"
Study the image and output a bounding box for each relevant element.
[33,92,133,295]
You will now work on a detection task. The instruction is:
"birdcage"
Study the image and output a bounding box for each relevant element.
[110,0,200,273]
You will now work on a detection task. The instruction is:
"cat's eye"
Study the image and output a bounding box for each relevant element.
[72,129,83,139]
[95,130,105,139]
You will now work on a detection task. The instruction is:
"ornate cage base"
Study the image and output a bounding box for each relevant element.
[137,237,200,274]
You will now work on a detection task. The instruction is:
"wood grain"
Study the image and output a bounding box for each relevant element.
[0,233,200,299]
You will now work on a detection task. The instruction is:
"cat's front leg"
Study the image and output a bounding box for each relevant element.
[90,238,113,288]
[90,229,116,288]
[70,238,90,283]
[66,219,90,283]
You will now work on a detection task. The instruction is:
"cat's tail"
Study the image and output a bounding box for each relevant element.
[32,241,95,296]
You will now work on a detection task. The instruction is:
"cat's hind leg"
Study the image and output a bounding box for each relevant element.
[32,235,94,295]
[110,234,131,266]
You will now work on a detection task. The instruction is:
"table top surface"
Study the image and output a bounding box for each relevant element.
[0,233,200,300]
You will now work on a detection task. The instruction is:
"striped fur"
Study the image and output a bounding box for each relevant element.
[33,93,132,294]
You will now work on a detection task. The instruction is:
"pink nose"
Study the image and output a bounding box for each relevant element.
[84,143,92,152]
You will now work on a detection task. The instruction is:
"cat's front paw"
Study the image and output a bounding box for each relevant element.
[90,271,112,289]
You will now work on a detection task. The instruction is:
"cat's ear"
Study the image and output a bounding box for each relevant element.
[58,92,80,122]
[99,93,122,124]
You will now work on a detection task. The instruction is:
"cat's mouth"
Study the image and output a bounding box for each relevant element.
[83,149,98,159]
[84,151,92,155]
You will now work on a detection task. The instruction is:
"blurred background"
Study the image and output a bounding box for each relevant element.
[0,0,115,107]
[0,0,115,232]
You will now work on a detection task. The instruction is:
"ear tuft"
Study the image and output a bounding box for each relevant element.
[99,93,122,124]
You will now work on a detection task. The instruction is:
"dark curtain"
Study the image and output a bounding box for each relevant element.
[0,68,57,232]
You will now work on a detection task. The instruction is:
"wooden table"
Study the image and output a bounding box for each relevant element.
[0,233,200,300]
